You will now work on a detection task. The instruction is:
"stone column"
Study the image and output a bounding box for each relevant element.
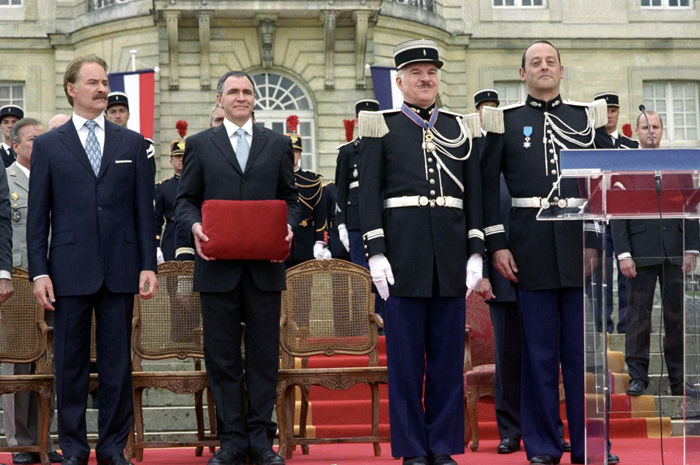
[164,10,181,91]
[196,10,213,90]
[322,10,338,90]
[353,10,371,90]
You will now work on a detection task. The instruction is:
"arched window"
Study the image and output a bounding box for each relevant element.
[252,72,317,171]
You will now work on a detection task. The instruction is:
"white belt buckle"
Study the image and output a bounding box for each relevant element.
[540,198,550,209]
[557,199,567,208]
[436,197,445,206]
[419,196,429,206]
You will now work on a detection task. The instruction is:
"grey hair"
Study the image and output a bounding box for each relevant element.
[216,71,256,97]
[10,117,42,145]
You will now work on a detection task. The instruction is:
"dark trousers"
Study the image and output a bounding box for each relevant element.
[519,288,585,462]
[489,301,522,440]
[200,265,281,454]
[604,229,628,333]
[53,286,134,460]
[625,262,684,389]
[384,296,465,458]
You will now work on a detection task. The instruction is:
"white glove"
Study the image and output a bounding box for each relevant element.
[321,246,332,259]
[156,247,165,265]
[368,253,395,300]
[466,253,483,290]
[338,223,350,252]
[313,241,325,259]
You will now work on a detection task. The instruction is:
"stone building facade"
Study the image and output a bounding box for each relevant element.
[1,0,699,179]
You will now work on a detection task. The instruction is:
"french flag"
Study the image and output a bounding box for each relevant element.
[108,70,155,139]
[370,65,402,110]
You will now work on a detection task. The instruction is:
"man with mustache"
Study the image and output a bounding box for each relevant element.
[358,39,484,465]
[27,55,158,465]
[480,41,615,465]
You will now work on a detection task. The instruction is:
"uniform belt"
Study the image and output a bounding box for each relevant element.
[384,195,463,209]
[349,181,359,189]
[511,197,586,209]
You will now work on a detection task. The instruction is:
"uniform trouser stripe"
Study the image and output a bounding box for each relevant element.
[518,288,584,462]
[383,296,465,457]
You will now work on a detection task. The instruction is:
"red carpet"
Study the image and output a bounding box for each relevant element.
[2,439,687,464]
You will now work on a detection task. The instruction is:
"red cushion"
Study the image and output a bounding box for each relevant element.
[464,364,496,387]
[201,199,289,261]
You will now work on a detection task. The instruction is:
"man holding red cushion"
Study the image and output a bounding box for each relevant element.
[176,70,299,465]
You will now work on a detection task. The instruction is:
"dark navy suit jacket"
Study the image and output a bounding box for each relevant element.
[27,119,156,296]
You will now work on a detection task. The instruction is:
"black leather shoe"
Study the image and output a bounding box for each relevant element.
[671,382,700,397]
[561,438,571,452]
[530,453,559,465]
[61,458,87,465]
[48,452,64,463]
[608,453,620,464]
[207,449,247,465]
[403,457,429,465]
[497,437,520,454]
[428,453,457,465]
[249,449,285,465]
[96,454,133,465]
[12,453,35,465]
[626,378,646,396]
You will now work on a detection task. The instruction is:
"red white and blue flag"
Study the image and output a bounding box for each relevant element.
[370,65,402,110]
[107,70,155,139]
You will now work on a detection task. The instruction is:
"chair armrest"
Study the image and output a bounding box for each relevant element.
[370,312,384,328]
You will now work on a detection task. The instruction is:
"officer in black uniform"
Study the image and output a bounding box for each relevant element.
[104,91,157,183]
[593,92,639,334]
[480,40,616,465]
[285,133,327,267]
[336,99,380,264]
[154,139,185,262]
[0,105,24,168]
[322,181,348,260]
[359,39,484,465]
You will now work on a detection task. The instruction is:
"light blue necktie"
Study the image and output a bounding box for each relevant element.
[235,128,249,171]
[84,120,102,175]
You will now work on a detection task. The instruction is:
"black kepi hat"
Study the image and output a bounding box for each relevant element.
[593,92,619,108]
[393,39,443,70]
[0,105,24,122]
[355,99,380,116]
[473,89,500,108]
[107,92,129,110]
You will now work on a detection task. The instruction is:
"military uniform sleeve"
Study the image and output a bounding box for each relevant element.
[313,179,327,242]
[335,147,350,225]
[154,183,165,248]
[358,136,385,258]
[480,132,508,253]
[464,136,485,256]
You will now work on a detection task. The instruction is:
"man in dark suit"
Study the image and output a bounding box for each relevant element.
[0,105,24,168]
[176,70,299,465]
[612,110,700,398]
[27,55,158,465]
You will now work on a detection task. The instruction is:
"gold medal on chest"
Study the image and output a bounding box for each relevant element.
[11,192,18,201]
[425,132,435,152]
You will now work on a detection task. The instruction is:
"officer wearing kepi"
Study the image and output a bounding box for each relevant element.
[480,40,616,465]
[285,121,327,267]
[336,99,380,263]
[359,39,484,465]
[154,139,186,262]
[0,105,24,168]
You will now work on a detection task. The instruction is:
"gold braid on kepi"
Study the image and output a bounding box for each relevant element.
[170,139,185,156]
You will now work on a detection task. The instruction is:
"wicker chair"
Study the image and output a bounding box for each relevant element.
[463,292,496,452]
[130,261,217,461]
[0,268,54,465]
[276,259,388,459]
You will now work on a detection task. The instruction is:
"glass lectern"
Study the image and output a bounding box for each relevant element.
[537,148,700,465]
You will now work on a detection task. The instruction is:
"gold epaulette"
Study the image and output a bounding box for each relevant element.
[358,109,397,138]
[566,99,607,129]
[481,102,524,135]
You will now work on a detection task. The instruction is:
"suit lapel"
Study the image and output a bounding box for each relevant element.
[245,125,269,171]
[59,121,96,178]
[98,122,121,180]
[211,126,244,175]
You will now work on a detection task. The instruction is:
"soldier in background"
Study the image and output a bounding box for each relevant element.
[321,181,347,260]
[210,103,225,128]
[336,99,380,264]
[0,105,23,167]
[285,130,327,267]
[104,91,156,182]
[154,140,185,262]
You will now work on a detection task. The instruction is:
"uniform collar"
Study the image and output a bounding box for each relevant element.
[404,102,436,122]
[526,94,562,112]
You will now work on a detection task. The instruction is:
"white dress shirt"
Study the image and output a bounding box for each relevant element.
[222,117,253,152]
[73,112,106,153]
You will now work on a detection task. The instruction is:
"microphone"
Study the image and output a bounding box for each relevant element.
[639,104,655,149]
[655,170,662,196]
